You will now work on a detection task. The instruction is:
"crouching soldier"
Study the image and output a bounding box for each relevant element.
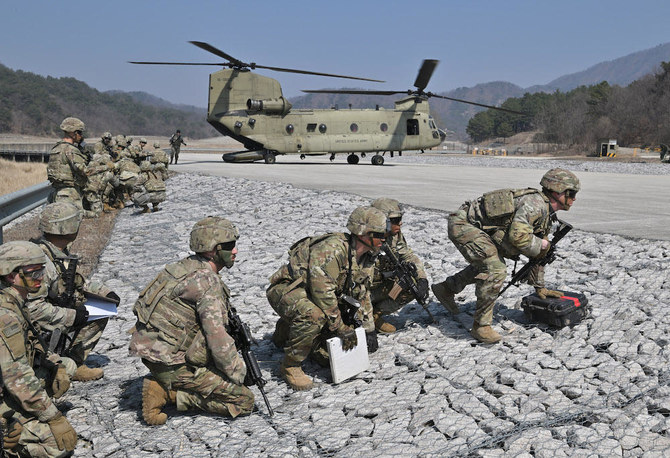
[369,198,429,333]
[266,206,387,391]
[129,217,254,425]
[0,241,78,457]
[432,168,580,344]
[27,202,116,381]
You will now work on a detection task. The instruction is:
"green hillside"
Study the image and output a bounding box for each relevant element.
[0,64,217,138]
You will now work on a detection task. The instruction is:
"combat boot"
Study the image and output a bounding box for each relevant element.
[431,282,459,315]
[279,359,313,391]
[72,365,104,381]
[374,312,396,334]
[103,203,114,213]
[141,205,151,214]
[470,324,501,344]
[142,378,176,425]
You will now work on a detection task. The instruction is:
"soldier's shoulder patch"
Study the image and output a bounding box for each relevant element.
[0,310,26,359]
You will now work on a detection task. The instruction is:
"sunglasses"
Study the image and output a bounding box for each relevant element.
[389,217,402,225]
[20,267,45,280]
[217,241,236,251]
[565,189,578,199]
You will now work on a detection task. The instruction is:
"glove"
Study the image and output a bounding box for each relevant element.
[51,364,71,399]
[416,278,429,303]
[537,238,551,259]
[535,287,564,299]
[366,331,379,353]
[73,306,89,327]
[337,326,358,351]
[47,413,78,451]
[4,419,23,450]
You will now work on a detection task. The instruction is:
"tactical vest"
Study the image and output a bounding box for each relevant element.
[475,188,539,229]
[285,233,341,283]
[47,142,79,186]
[133,260,212,355]
[0,290,35,364]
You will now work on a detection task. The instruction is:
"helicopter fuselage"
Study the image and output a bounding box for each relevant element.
[207,68,444,163]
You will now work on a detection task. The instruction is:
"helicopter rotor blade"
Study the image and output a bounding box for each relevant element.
[414,60,439,92]
[129,61,227,66]
[189,41,245,66]
[190,41,384,82]
[302,89,407,95]
[429,93,526,115]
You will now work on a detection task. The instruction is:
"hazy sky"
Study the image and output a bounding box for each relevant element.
[3,0,669,107]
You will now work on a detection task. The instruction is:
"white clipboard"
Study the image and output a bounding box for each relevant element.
[84,291,118,322]
[326,327,369,384]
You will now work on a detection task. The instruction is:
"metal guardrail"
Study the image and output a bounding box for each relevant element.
[0,182,51,244]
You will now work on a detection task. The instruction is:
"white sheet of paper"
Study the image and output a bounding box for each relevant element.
[327,327,369,384]
[85,296,118,321]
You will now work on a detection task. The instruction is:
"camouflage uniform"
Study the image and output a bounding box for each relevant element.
[435,168,580,341]
[82,151,115,217]
[267,232,376,365]
[169,131,185,164]
[47,138,88,213]
[0,241,78,457]
[93,132,115,157]
[129,217,254,420]
[151,142,170,177]
[132,159,166,213]
[369,199,427,318]
[26,203,112,379]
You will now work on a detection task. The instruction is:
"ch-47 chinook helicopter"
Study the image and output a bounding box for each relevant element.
[131,41,522,165]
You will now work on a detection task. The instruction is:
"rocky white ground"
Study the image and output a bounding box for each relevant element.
[52,165,670,457]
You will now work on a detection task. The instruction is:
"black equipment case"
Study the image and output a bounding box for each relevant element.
[520,291,589,328]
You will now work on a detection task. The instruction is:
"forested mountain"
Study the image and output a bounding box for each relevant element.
[466,62,670,148]
[0,64,217,138]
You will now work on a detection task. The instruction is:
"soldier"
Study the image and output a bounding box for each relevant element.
[129,217,254,424]
[94,132,115,157]
[169,129,186,164]
[27,202,116,381]
[151,142,170,177]
[266,206,387,391]
[369,198,429,333]
[0,241,78,456]
[46,117,89,212]
[132,155,166,213]
[432,168,581,344]
[82,147,115,217]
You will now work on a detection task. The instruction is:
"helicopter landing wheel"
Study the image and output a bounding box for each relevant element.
[300,154,306,160]
[361,153,366,158]
[329,153,336,162]
[347,154,360,165]
[264,152,276,164]
[371,155,384,166]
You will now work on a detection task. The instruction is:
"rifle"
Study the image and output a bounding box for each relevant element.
[339,294,362,328]
[500,218,573,294]
[380,243,435,322]
[48,256,79,355]
[227,306,273,416]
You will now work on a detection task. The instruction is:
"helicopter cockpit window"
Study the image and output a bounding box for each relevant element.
[407,119,419,136]
[286,124,294,134]
[429,120,436,129]
[350,123,358,133]
[307,123,317,132]
[319,124,327,133]
[380,123,388,132]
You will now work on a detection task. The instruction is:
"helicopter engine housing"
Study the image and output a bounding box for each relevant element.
[246,97,292,115]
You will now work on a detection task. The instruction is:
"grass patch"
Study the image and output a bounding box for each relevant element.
[0,158,47,196]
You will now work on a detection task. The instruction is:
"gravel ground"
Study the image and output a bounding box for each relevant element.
[46,163,670,457]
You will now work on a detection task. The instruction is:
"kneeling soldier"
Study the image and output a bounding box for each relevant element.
[0,241,78,457]
[266,206,387,391]
[129,217,254,424]
[369,198,429,333]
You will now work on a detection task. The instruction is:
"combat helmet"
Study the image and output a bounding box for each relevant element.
[102,132,112,140]
[189,216,239,253]
[371,198,403,218]
[540,168,581,193]
[39,202,83,235]
[60,117,85,133]
[140,137,147,144]
[153,142,161,148]
[0,241,47,276]
[346,206,388,236]
[115,135,126,147]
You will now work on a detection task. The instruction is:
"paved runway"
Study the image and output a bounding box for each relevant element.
[173,153,669,241]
